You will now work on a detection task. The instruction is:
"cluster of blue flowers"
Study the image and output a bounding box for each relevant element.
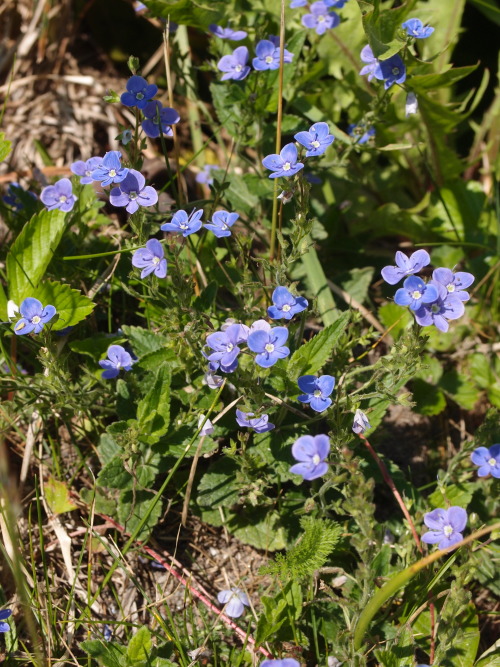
[217,35,293,81]
[382,249,474,333]
[290,0,349,35]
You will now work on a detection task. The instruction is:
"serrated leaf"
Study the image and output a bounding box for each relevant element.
[80,640,125,667]
[136,365,171,438]
[0,132,12,162]
[428,482,475,510]
[412,378,447,416]
[120,325,170,357]
[378,303,413,340]
[117,489,163,540]
[287,311,350,379]
[45,477,77,514]
[7,209,67,303]
[32,281,95,330]
[143,0,224,29]
[127,627,152,663]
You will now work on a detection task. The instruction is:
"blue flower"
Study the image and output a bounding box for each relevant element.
[71,157,102,184]
[294,122,334,157]
[236,409,275,433]
[161,208,203,236]
[109,169,158,214]
[431,268,474,302]
[217,588,250,618]
[120,75,158,110]
[268,286,308,320]
[205,210,239,238]
[253,39,293,71]
[348,124,375,145]
[290,0,307,6]
[196,164,218,185]
[471,445,500,478]
[0,609,12,633]
[14,297,56,335]
[421,506,467,550]
[325,0,349,6]
[217,46,251,81]
[413,283,464,332]
[260,661,300,667]
[394,275,439,311]
[262,143,304,179]
[381,249,431,285]
[209,24,248,41]
[297,375,335,412]
[302,2,340,34]
[405,92,418,116]
[92,151,129,187]
[290,434,330,481]
[3,182,37,210]
[132,239,167,278]
[205,323,249,373]
[141,101,180,138]
[359,45,406,89]
[99,345,134,379]
[402,18,434,39]
[247,321,290,368]
[352,409,371,434]
[40,178,77,212]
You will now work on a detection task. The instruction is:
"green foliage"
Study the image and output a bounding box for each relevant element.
[0,131,11,161]
[32,280,95,330]
[262,516,343,581]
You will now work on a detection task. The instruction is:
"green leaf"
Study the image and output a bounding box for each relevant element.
[439,370,480,410]
[0,132,11,162]
[121,325,170,357]
[6,209,67,303]
[378,303,413,340]
[142,0,224,29]
[287,311,350,379]
[442,604,479,667]
[118,489,163,540]
[301,246,341,325]
[32,281,95,330]
[232,511,287,551]
[80,640,125,667]
[45,477,78,514]
[136,365,171,438]
[127,627,152,664]
[428,482,475,510]
[411,378,447,416]
[0,281,8,320]
[411,64,479,91]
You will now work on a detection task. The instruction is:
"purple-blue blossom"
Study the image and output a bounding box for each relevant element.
[290,434,330,481]
[99,345,134,379]
[394,276,439,311]
[70,157,102,184]
[198,414,215,436]
[268,286,308,320]
[217,588,250,618]
[294,122,334,157]
[348,124,375,145]
[14,298,56,336]
[431,268,474,301]
[302,2,340,35]
[413,282,464,332]
[40,178,77,212]
[209,24,248,41]
[91,151,129,187]
[120,75,158,110]
[109,169,158,214]
[359,45,406,89]
[381,249,431,285]
[3,182,37,210]
[421,506,467,550]
[196,164,218,186]
[236,409,275,433]
[141,100,180,138]
[161,208,203,237]
[290,0,307,6]
[262,143,304,179]
[352,409,371,434]
[131,238,167,279]
[471,445,500,478]
[247,321,290,368]
[205,210,239,238]
[217,46,251,81]
[297,375,335,412]
[253,40,293,71]
[402,18,434,39]
[0,609,12,633]
[205,323,249,373]
[260,661,300,667]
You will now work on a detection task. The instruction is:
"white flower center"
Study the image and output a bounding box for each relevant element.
[283,162,291,171]
[85,170,92,177]
[226,343,234,352]
[136,92,144,100]
[282,304,291,312]
[32,315,41,324]
[314,389,322,397]
[411,290,422,300]
[109,169,116,177]
[235,64,242,72]
[488,457,496,466]
[318,15,325,22]
[129,191,138,200]
[221,223,228,230]
[443,524,453,537]
[180,223,188,229]
[431,304,440,313]
[152,256,160,265]
[265,56,273,63]
[312,454,320,465]
[59,195,67,203]
[392,67,400,75]
[265,343,275,353]
[312,140,320,148]
[446,283,455,292]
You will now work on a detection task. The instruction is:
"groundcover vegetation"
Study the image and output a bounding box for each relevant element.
[0,0,499,665]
